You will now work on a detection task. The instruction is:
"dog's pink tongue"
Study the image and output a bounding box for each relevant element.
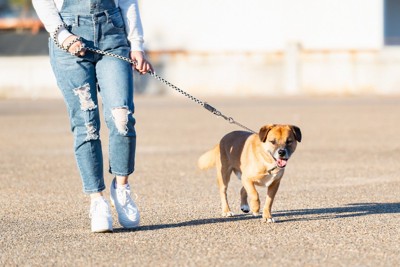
[277,159,287,168]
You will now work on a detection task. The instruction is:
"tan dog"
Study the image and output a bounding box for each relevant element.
[198,124,301,223]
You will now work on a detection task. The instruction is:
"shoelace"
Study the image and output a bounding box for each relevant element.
[116,187,131,206]
[116,187,139,217]
[90,199,111,218]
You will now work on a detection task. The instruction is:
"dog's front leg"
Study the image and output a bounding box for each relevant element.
[263,179,281,223]
[240,187,250,213]
[243,180,260,216]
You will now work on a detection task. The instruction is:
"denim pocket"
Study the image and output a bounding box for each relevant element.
[62,17,77,34]
[61,14,75,25]
[109,12,125,29]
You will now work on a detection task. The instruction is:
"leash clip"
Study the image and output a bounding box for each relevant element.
[203,102,217,113]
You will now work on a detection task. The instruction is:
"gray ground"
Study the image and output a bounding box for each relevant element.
[0,96,399,267]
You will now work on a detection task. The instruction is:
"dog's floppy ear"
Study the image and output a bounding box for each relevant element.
[290,125,302,143]
[259,124,275,142]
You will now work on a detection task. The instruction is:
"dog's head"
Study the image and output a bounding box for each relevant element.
[258,124,302,169]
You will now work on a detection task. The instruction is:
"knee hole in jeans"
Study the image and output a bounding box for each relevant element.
[111,107,131,135]
[85,122,99,141]
[73,83,97,111]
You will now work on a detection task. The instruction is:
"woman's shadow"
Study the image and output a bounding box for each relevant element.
[113,202,400,233]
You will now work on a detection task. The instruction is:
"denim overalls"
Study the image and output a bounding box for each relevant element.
[49,0,136,193]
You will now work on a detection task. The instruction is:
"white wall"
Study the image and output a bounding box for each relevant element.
[141,0,383,52]
[135,0,391,96]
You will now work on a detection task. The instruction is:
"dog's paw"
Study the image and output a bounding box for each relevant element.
[252,212,260,217]
[263,217,276,223]
[240,205,250,213]
[222,211,235,217]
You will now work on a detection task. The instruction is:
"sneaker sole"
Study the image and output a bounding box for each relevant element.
[92,228,113,233]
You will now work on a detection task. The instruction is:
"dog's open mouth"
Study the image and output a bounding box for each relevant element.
[276,158,288,168]
[268,151,289,169]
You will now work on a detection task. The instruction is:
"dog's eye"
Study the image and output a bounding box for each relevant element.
[286,140,293,145]
[269,140,276,145]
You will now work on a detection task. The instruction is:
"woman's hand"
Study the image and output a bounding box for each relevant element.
[62,35,86,57]
[130,51,153,74]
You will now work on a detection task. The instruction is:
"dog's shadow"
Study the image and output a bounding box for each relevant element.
[275,202,400,223]
[113,202,400,233]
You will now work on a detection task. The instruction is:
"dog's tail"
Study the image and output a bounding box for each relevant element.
[198,145,219,170]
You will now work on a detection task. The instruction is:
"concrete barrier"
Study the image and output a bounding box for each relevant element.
[1,47,400,98]
[0,56,60,98]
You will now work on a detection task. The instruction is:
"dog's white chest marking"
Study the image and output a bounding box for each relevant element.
[262,170,283,187]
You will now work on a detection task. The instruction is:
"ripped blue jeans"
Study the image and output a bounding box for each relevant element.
[49,7,136,194]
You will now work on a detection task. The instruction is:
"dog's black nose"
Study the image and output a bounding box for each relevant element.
[278,149,286,157]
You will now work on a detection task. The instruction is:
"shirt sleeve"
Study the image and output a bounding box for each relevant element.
[32,0,72,46]
[118,0,145,52]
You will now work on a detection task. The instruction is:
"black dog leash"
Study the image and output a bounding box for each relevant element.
[86,46,256,134]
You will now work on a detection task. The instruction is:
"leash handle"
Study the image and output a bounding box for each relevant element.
[86,47,256,134]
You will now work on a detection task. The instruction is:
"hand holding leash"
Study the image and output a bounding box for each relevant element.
[62,35,86,57]
[130,51,153,74]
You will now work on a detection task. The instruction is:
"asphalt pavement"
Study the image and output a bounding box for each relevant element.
[0,96,399,266]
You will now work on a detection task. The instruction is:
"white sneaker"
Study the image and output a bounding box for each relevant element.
[110,178,140,228]
[90,197,113,233]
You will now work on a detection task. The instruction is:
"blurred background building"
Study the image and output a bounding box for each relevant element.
[1,0,400,98]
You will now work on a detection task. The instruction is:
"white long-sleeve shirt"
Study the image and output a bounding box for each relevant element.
[32,0,144,51]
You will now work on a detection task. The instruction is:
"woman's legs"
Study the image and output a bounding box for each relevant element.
[50,41,113,232]
[50,44,134,193]
[95,46,140,228]
[96,47,136,180]
[50,41,105,195]
[50,7,138,230]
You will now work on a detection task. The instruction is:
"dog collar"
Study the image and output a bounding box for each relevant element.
[259,151,281,173]
[267,165,278,174]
